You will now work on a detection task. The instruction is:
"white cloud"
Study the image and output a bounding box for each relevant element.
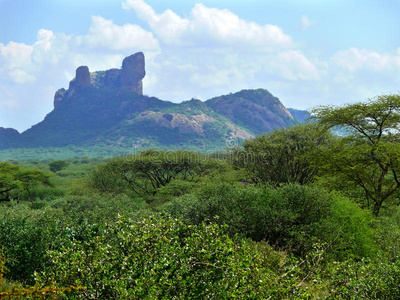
[123,0,189,44]
[324,48,400,101]
[331,47,400,72]
[0,41,34,83]
[84,15,159,51]
[274,50,320,80]
[123,0,294,50]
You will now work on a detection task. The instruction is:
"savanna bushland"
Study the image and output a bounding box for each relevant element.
[1,94,400,299]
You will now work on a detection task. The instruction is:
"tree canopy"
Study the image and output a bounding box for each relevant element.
[0,162,51,201]
[312,94,400,216]
[232,122,332,185]
[90,150,222,197]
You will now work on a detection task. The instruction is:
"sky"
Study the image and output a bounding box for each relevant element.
[1,0,400,132]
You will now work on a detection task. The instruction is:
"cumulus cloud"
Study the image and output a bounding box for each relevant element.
[274,50,320,80]
[84,16,159,51]
[331,47,400,72]
[0,41,34,83]
[324,48,400,101]
[123,0,294,50]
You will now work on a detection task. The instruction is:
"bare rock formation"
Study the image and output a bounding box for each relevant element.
[75,66,91,89]
[120,52,145,94]
[52,52,146,108]
[53,88,66,108]
[68,66,90,90]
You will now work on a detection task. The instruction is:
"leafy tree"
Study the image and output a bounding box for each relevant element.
[312,94,400,216]
[48,160,69,172]
[232,123,332,185]
[90,150,221,197]
[0,162,51,201]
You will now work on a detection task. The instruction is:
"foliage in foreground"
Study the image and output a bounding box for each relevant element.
[167,183,376,260]
[37,214,311,299]
[0,248,84,299]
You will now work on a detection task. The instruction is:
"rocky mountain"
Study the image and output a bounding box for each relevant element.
[0,127,20,149]
[0,52,302,151]
[287,108,310,123]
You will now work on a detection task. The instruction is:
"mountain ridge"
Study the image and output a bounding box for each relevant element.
[0,52,303,151]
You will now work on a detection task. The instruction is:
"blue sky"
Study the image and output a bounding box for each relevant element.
[1,0,399,132]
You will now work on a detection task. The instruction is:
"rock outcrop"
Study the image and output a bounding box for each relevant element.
[75,66,91,89]
[120,52,145,94]
[104,69,121,87]
[68,66,90,90]
[53,52,146,108]
[53,88,66,108]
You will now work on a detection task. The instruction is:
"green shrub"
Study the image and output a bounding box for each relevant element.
[37,214,311,299]
[166,183,376,260]
[49,160,69,173]
[49,194,148,225]
[17,186,65,203]
[0,205,68,284]
[325,259,400,299]
[374,206,400,262]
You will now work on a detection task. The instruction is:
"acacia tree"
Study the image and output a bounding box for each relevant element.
[312,94,400,216]
[0,162,51,201]
[90,150,221,197]
[232,123,332,185]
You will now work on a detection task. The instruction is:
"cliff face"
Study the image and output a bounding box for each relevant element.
[120,52,145,93]
[54,52,145,109]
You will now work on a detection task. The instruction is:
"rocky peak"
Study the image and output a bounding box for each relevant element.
[53,52,146,108]
[69,66,90,90]
[75,66,91,88]
[120,52,145,94]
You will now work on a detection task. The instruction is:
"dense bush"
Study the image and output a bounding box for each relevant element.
[0,193,147,284]
[49,194,147,224]
[0,205,67,284]
[37,214,311,299]
[49,160,69,173]
[167,183,376,259]
[324,259,400,299]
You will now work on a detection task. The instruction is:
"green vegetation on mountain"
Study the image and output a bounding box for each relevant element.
[0,53,299,155]
[3,87,295,153]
